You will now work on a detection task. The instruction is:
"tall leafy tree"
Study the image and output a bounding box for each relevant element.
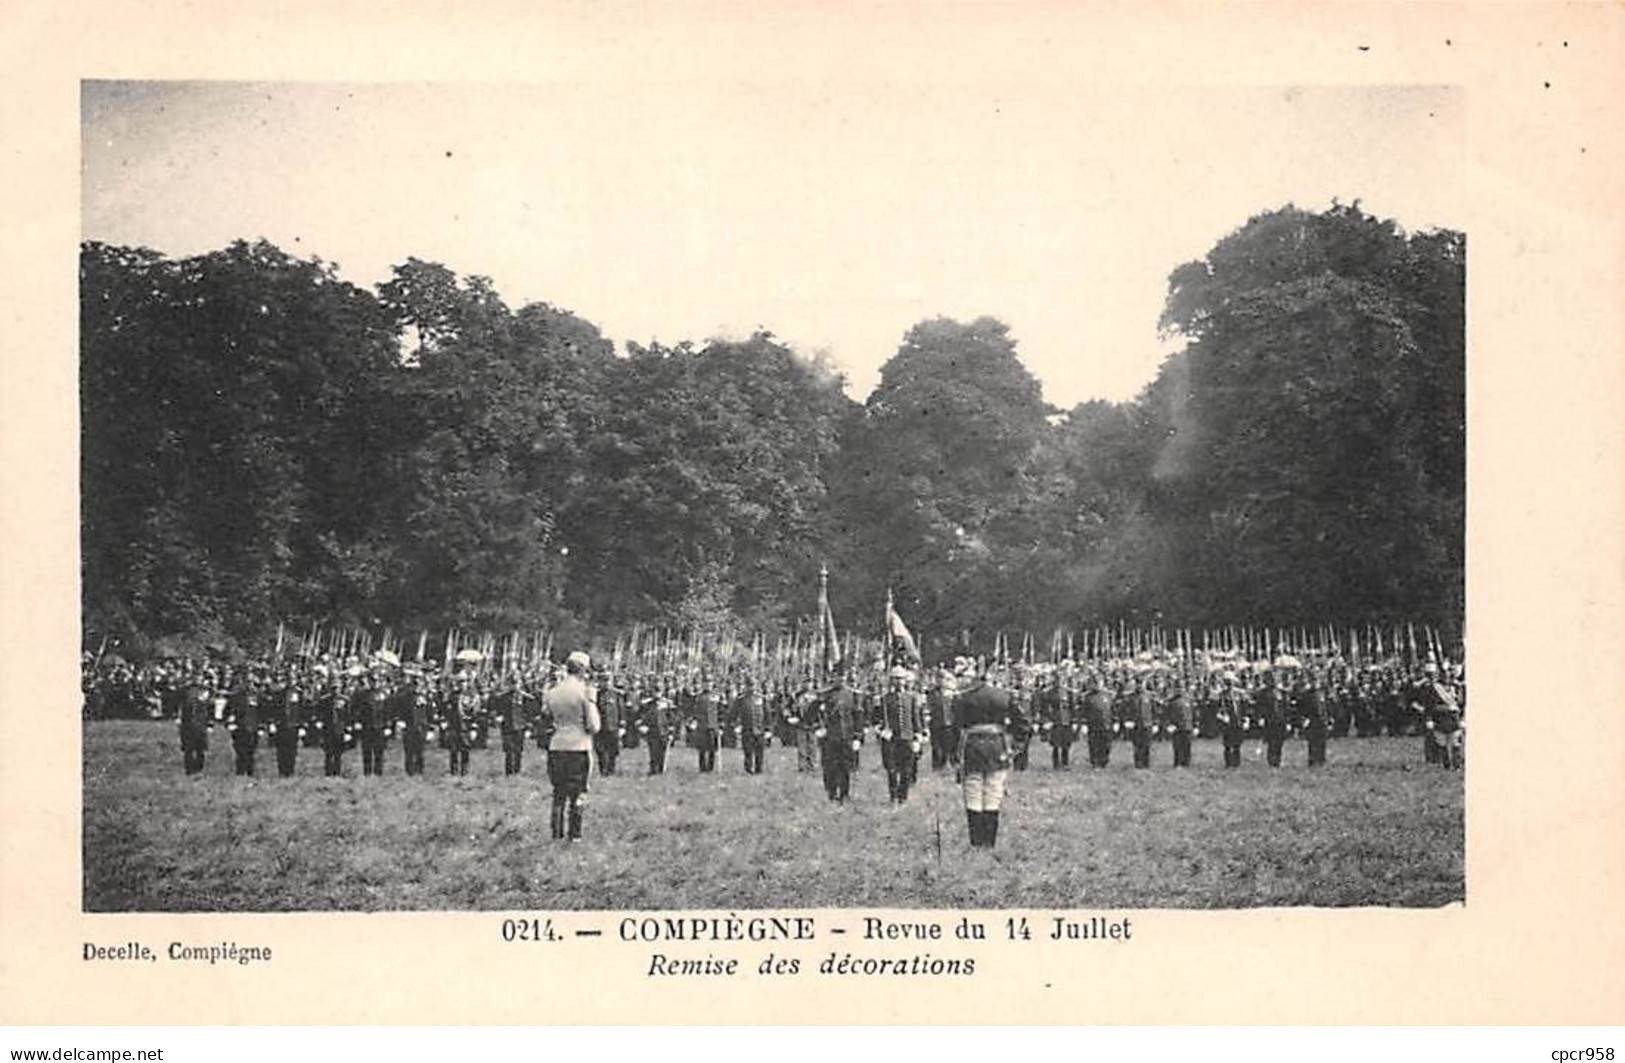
[1148,202,1465,627]
[833,316,1051,648]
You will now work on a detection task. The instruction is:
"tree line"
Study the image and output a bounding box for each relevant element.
[80,201,1463,660]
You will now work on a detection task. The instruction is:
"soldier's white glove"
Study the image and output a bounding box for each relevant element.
[851,739,862,752]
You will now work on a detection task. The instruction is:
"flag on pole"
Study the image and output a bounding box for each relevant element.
[884,588,922,666]
[818,564,843,675]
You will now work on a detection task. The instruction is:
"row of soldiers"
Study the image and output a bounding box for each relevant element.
[85,649,1465,781]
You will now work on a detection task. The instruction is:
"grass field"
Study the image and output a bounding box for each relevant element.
[83,721,1463,911]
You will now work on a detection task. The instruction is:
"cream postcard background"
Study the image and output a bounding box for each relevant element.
[1,0,1622,1026]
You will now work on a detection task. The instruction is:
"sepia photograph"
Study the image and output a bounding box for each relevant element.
[77,77,1468,914]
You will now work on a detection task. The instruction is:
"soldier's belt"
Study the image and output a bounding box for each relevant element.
[963,723,1006,735]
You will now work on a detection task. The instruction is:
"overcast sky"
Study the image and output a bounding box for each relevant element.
[82,80,1462,407]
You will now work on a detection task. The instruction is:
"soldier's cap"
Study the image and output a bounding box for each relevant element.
[566,650,591,673]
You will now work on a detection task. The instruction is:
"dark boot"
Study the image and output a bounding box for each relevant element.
[550,797,566,840]
[567,801,583,840]
[966,810,981,847]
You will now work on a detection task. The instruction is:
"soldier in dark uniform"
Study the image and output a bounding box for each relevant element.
[354,671,392,776]
[492,676,530,777]
[954,664,1023,848]
[393,672,430,776]
[1329,674,1353,738]
[1163,679,1196,768]
[818,674,860,803]
[226,672,262,776]
[1258,671,1290,768]
[1197,680,1221,739]
[737,680,769,775]
[1123,678,1154,769]
[879,667,924,803]
[692,681,721,774]
[593,676,624,776]
[769,680,796,750]
[792,679,820,773]
[1415,662,1463,769]
[1041,673,1076,769]
[1299,674,1329,767]
[1380,675,1407,738]
[1082,675,1115,768]
[159,669,186,727]
[266,671,306,777]
[1217,674,1249,768]
[927,670,957,771]
[1351,674,1380,737]
[178,675,213,775]
[639,680,672,776]
[442,675,477,776]
[317,676,352,777]
[1008,675,1034,771]
[718,686,740,751]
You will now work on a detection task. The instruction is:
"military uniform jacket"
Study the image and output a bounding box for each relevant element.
[954,680,1016,773]
[491,690,526,736]
[1419,681,1462,733]
[1008,689,1035,741]
[440,691,476,749]
[1082,690,1114,731]
[693,691,721,732]
[385,687,417,734]
[818,686,858,743]
[1258,686,1289,728]
[1298,687,1328,728]
[226,688,259,733]
[317,690,351,748]
[880,690,923,739]
[179,685,212,736]
[1216,688,1250,733]
[737,692,768,735]
[1122,689,1154,730]
[1040,687,1072,728]
[597,687,624,733]
[266,686,302,738]
[352,688,390,738]
[1164,692,1195,731]
[639,694,670,738]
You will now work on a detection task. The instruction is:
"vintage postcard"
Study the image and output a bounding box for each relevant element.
[1,0,1622,1027]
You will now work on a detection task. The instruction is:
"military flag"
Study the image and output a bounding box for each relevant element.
[884,588,922,666]
[818,564,842,674]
